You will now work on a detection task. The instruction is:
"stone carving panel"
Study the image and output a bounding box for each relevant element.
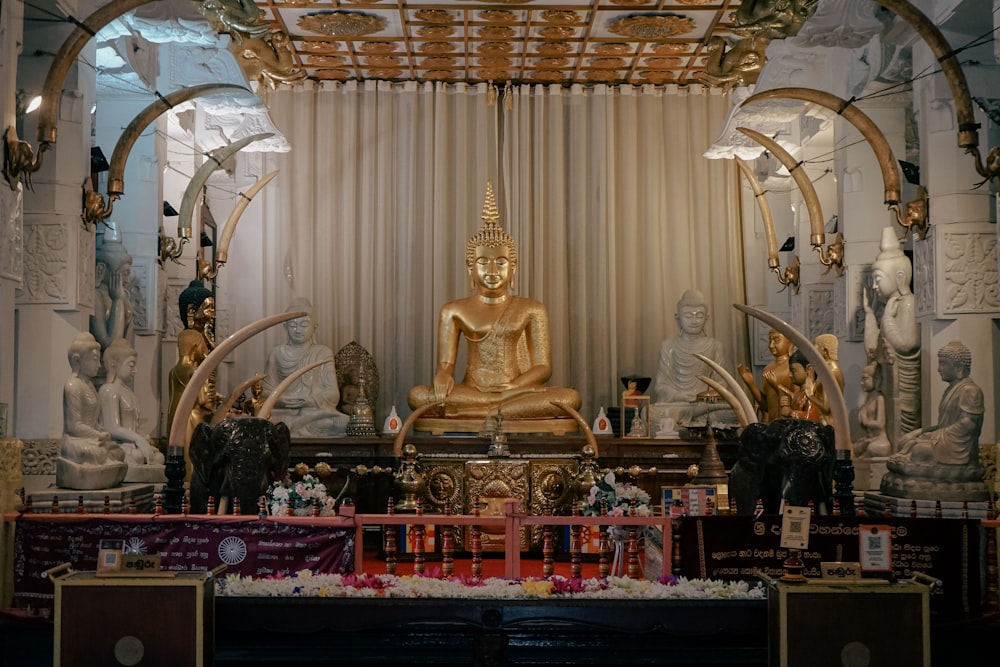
[806,285,834,339]
[129,258,154,333]
[465,459,530,552]
[941,231,999,314]
[914,233,935,318]
[18,223,68,304]
[0,185,23,281]
[20,438,58,475]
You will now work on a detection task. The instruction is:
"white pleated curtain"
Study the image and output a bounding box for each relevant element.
[260,79,748,423]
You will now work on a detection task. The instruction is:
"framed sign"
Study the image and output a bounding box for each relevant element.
[662,486,716,516]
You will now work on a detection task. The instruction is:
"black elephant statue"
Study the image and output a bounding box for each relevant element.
[189,417,291,514]
[729,418,835,515]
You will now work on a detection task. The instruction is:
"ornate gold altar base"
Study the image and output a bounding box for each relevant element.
[413,418,578,436]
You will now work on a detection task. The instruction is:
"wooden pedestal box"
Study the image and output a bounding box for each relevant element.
[767,581,929,667]
[53,572,214,667]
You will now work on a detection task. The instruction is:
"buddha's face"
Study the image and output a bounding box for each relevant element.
[768,331,790,357]
[115,355,137,385]
[861,368,874,392]
[473,245,513,295]
[285,315,313,345]
[872,267,897,298]
[937,355,963,383]
[676,304,707,336]
[80,347,102,379]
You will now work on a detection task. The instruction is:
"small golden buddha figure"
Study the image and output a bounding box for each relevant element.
[407,182,581,421]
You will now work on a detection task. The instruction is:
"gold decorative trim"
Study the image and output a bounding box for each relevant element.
[540,10,578,24]
[537,25,575,39]
[413,8,453,24]
[675,0,715,4]
[638,70,674,83]
[534,42,573,55]
[534,57,568,69]
[584,70,617,82]
[366,68,404,79]
[357,41,398,54]
[477,56,514,68]
[298,11,388,37]
[644,56,684,68]
[315,69,352,80]
[478,25,516,39]
[593,42,631,55]
[608,15,695,40]
[301,41,340,53]
[479,9,518,24]
[473,68,510,81]
[589,57,626,69]
[417,25,455,38]
[420,56,457,68]
[423,70,458,80]
[418,41,457,54]
[472,0,532,4]
[531,70,566,82]
[478,42,514,54]
[652,42,690,54]
[363,55,402,67]
[610,0,656,5]
[308,55,346,67]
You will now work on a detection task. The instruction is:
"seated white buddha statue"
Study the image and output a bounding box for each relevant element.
[407,182,581,422]
[56,332,128,490]
[98,338,165,483]
[263,298,349,438]
[652,289,736,429]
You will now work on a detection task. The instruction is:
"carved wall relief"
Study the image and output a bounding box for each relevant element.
[0,185,23,281]
[941,231,999,314]
[18,223,68,304]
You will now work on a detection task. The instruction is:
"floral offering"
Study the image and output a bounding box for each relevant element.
[266,473,337,516]
[581,471,652,517]
[217,569,766,601]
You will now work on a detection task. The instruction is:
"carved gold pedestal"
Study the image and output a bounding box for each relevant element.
[414,418,578,436]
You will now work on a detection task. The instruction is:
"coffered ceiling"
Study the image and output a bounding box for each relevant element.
[254,0,748,87]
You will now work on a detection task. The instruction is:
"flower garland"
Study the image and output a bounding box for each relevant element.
[266,474,337,516]
[216,570,765,601]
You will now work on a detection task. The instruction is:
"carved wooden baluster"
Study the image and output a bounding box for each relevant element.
[232,497,241,516]
[985,518,999,614]
[883,499,892,517]
[753,498,763,517]
[910,500,918,518]
[77,495,85,514]
[856,502,866,517]
[207,495,216,516]
[154,494,164,515]
[728,496,737,515]
[258,496,268,519]
[989,499,996,520]
[570,501,582,579]
[413,498,426,575]
[832,498,840,516]
[671,502,684,578]
[311,498,320,517]
[598,498,610,578]
[385,497,397,575]
[962,501,969,520]
[285,499,293,516]
[542,501,554,578]
[103,495,111,514]
[471,494,483,581]
[807,500,815,515]
[441,500,454,578]
[182,494,190,516]
[128,496,137,515]
[627,500,639,579]
[934,501,942,519]
[51,496,59,514]
[705,495,715,517]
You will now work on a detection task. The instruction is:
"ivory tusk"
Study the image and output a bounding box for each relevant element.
[211,372,266,427]
[257,358,331,420]
[393,402,441,458]
[550,402,599,459]
[734,156,779,269]
[177,132,273,239]
[108,83,251,197]
[695,375,750,429]
[741,87,901,206]
[737,127,825,248]
[38,0,156,146]
[692,353,757,426]
[216,170,279,264]
[167,311,306,453]
[733,304,850,452]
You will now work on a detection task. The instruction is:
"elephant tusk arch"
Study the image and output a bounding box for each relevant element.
[257,358,332,421]
[741,87,901,207]
[177,132,273,240]
[216,170,279,265]
[737,127,826,248]
[733,304,850,453]
[211,372,266,427]
[393,402,441,458]
[734,156,779,270]
[550,402,599,459]
[108,83,252,197]
[692,353,757,427]
[167,311,306,454]
[695,376,750,429]
[38,0,157,146]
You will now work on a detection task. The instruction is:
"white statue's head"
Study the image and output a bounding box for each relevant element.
[675,289,708,336]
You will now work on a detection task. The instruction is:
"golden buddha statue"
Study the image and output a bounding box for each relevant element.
[407,182,581,425]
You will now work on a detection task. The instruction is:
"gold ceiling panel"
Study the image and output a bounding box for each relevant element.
[255,1,766,87]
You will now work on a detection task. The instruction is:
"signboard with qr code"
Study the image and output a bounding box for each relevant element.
[661,487,717,516]
[779,506,811,549]
[96,539,124,573]
[859,524,892,572]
